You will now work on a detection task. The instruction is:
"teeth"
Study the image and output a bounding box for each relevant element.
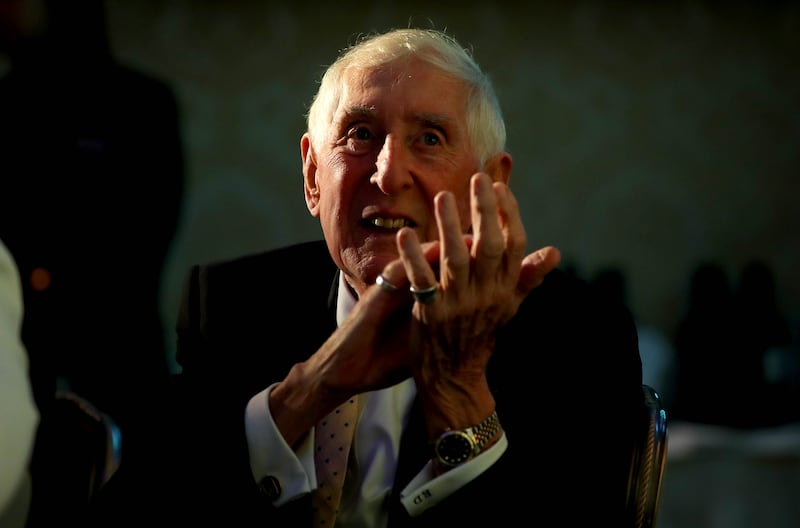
[371,218,410,229]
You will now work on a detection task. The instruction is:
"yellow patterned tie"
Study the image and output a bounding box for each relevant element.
[312,396,358,526]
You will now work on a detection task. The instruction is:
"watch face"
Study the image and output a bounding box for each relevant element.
[435,432,474,467]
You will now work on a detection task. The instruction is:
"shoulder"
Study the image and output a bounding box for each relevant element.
[502,266,641,370]
[198,240,333,278]
[517,267,602,315]
[179,240,336,310]
[175,240,337,367]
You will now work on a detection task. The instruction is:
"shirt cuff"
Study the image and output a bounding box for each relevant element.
[245,383,317,506]
[399,432,508,516]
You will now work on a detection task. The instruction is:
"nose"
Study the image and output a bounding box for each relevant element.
[371,134,413,194]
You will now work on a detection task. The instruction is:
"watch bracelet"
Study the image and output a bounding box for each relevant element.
[473,411,501,452]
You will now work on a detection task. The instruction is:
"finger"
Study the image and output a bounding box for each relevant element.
[493,180,527,275]
[376,273,400,293]
[375,258,410,292]
[518,246,561,294]
[471,173,505,283]
[375,240,440,292]
[397,227,438,293]
[435,191,469,292]
[375,240,441,292]
[361,263,415,319]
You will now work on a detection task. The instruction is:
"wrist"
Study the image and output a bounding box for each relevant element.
[431,411,502,469]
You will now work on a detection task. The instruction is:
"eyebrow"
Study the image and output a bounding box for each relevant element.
[343,104,377,120]
[414,111,450,130]
[343,104,452,130]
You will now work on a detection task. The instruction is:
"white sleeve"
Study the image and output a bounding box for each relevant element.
[399,432,508,517]
[0,240,39,517]
[244,383,317,506]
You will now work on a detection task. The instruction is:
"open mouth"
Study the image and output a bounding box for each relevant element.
[365,217,416,230]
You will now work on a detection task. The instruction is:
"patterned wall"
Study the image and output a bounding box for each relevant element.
[103,0,800,366]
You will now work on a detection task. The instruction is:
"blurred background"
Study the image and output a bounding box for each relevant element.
[2,0,799,526]
[99,0,800,373]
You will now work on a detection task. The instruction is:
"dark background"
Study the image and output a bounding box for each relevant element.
[91,0,799,371]
[2,1,799,527]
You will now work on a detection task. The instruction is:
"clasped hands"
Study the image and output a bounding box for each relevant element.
[272,173,559,446]
[371,172,561,432]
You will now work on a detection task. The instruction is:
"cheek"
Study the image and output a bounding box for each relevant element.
[317,169,360,224]
[325,153,375,189]
[327,154,350,175]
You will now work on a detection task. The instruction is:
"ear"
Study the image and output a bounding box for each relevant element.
[301,133,321,217]
[483,151,512,185]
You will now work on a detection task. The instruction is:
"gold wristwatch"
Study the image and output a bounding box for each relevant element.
[433,411,501,468]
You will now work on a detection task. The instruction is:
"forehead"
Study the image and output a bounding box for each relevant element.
[337,58,469,122]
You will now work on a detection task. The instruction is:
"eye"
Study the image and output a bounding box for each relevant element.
[421,132,441,147]
[339,125,377,152]
[343,125,374,144]
[353,126,373,141]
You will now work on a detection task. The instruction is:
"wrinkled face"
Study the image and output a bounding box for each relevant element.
[302,58,482,295]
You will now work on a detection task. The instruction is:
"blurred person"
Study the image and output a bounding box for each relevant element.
[732,259,797,427]
[673,262,737,425]
[0,238,39,528]
[95,27,642,527]
[0,1,185,525]
[592,267,677,412]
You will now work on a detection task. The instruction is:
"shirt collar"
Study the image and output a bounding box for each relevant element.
[336,270,357,327]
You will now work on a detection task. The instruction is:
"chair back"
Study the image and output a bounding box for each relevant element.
[626,384,668,528]
[26,389,123,526]
[52,390,123,498]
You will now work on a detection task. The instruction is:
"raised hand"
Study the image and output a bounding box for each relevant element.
[381,172,560,433]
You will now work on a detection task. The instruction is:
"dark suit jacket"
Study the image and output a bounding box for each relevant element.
[95,239,642,527]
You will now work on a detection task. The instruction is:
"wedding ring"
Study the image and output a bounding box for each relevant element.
[376,274,399,292]
[410,283,439,304]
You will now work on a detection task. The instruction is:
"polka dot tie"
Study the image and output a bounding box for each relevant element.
[312,396,358,526]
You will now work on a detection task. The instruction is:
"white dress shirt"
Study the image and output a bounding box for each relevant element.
[245,271,507,527]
